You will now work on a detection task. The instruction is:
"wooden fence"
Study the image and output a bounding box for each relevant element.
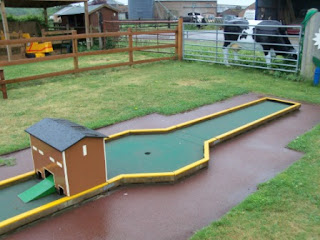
[0,18,184,99]
[103,20,178,32]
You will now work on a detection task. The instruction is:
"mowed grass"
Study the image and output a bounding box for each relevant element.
[0,58,320,238]
[3,52,155,80]
[191,125,320,239]
[1,59,320,155]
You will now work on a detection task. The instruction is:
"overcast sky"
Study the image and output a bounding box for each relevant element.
[116,0,255,6]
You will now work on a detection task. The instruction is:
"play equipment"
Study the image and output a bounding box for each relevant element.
[1,32,54,58]
[23,33,53,58]
[0,97,301,235]
[18,175,55,203]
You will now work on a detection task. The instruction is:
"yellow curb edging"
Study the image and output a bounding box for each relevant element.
[0,97,301,235]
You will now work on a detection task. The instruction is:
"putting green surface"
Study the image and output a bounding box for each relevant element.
[0,99,293,223]
[106,100,291,178]
[0,179,62,222]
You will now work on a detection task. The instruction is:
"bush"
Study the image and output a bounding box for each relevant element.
[6,14,46,27]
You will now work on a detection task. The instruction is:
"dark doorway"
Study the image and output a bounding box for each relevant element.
[44,169,53,178]
[58,186,64,195]
[36,171,42,179]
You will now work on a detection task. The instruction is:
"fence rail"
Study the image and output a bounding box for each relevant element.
[183,22,302,73]
[0,19,304,99]
[0,26,181,99]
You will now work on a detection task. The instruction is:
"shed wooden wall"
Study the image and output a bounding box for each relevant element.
[60,7,118,33]
[65,138,106,196]
[30,136,67,195]
[90,7,118,32]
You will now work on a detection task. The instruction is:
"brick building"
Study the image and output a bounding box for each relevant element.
[154,0,217,19]
[55,4,119,33]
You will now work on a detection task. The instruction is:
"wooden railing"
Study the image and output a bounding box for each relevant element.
[0,18,184,99]
[103,20,178,32]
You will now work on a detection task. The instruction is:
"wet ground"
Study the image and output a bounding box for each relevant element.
[1,93,319,240]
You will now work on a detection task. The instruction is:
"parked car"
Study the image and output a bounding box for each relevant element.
[187,12,205,23]
[223,14,237,23]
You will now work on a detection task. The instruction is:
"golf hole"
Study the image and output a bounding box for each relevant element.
[145,152,151,155]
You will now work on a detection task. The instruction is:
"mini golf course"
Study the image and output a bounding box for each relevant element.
[0,97,301,235]
[0,177,62,222]
[106,99,295,178]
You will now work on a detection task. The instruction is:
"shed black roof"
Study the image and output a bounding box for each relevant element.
[25,118,107,152]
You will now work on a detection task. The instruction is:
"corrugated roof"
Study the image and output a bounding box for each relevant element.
[57,4,118,16]
[54,6,74,16]
[25,118,106,152]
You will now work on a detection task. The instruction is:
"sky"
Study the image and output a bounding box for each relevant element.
[116,0,255,6]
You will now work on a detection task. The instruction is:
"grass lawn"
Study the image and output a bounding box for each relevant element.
[191,124,320,239]
[1,58,319,155]
[0,58,320,238]
[0,157,16,166]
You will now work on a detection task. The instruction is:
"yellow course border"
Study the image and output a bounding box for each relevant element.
[0,97,301,235]
[0,171,35,190]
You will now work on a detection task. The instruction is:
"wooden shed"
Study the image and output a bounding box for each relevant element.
[56,4,119,33]
[25,118,107,196]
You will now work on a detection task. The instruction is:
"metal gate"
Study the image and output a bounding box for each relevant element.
[182,22,302,73]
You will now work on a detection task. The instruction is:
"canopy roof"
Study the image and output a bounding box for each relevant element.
[3,0,87,9]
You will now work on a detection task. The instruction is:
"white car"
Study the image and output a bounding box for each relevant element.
[187,12,205,23]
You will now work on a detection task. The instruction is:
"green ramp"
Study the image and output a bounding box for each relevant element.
[18,175,56,203]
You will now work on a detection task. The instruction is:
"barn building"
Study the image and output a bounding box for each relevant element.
[55,4,119,33]
[256,0,320,24]
[154,0,217,19]
[25,118,107,196]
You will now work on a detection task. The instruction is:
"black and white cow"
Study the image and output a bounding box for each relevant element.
[223,19,297,65]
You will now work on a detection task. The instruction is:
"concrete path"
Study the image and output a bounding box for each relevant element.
[1,93,319,240]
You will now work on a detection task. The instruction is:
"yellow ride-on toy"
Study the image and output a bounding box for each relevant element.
[23,33,53,58]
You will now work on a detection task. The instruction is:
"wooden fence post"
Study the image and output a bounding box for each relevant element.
[177,17,183,61]
[72,30,79,71]
[84,1,91,50]
[19,30,24,57]
[0,0,12,62]
[0,29,176,91]
[0,69,8,99]
[128,28,133,66]
[175,23,179,59]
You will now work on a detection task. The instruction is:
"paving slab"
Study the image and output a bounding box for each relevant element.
[1,93,320,240]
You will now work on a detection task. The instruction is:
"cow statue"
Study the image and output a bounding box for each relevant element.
[223,19,297,66]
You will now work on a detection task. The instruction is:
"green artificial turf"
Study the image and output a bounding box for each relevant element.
[0,58,319,239]
[106,100,292,178]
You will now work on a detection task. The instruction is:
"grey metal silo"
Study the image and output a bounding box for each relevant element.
[128,0,154,20]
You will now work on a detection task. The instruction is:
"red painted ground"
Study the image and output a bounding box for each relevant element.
[1,93,319,240]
